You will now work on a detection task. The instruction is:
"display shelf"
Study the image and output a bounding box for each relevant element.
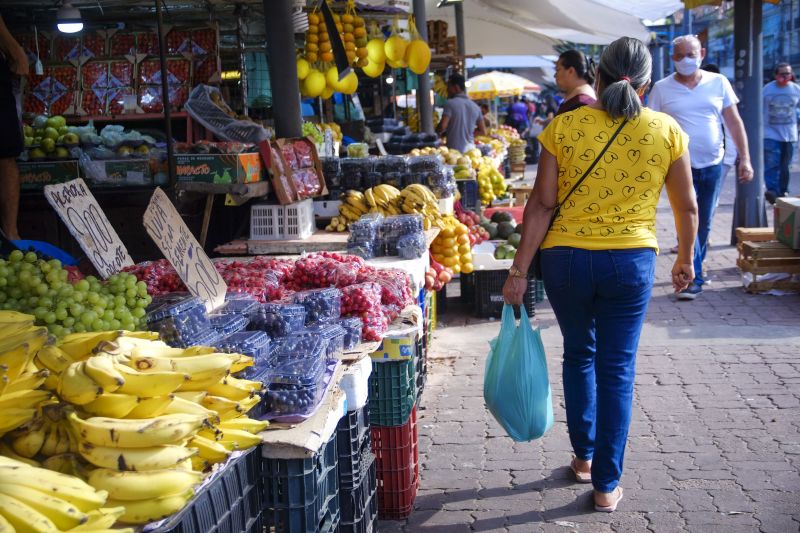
[176,180,270,199]
[66,112,189,124]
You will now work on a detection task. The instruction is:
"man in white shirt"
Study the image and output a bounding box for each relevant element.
[649,35,753,300]
[763,63,800,203]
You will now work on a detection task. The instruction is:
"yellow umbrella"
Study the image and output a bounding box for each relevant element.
[466,71,541,100]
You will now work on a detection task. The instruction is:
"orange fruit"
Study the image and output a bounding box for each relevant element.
[354,27,366,38]
[321,52,334,62]
[307,34,319,44]
[319,42,332,53]
[461,262,474,274]
[308,13,320,25]
[458,244,471,255]
[306,52,318,62]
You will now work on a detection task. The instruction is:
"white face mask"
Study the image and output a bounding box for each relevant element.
[675,56,701,76]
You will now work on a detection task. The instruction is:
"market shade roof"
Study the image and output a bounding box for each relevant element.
[681,0,778,6]
[425,0,654,54]
[466,71,541,100]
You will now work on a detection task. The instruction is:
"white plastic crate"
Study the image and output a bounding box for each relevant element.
[250,199,315,241]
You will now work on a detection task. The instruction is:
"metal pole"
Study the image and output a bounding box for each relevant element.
[684,7,693,35]
[263,0,302,138]
[237,11,249,116]
[454,2,465,74]
[155,0,176,194]
[732,0,768,240]
[413,0,434,134]
[651,43,664,83]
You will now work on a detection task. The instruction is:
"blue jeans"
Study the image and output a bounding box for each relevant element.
[692,165,723,286]
[764,138,795,197]
[541,247,656,493]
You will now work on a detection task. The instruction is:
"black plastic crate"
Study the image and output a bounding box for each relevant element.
[340,453,377,527]
[337,406,372,490]
[436,283,448,315]
[415,337,426,405]
[456,179,479,212]
[472,269,542,319]
[262,431,340,533]
[460,272,475,305]
[368,355,417,427]
[151,446,262,533]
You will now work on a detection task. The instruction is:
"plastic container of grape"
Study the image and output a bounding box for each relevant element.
[209,313,250,336]
[250,303,307,338]
[176,328,222,349]
[300,323,346,360]
[218,330,271,362]
[338,317,363,350]
[146,294,211,347]
[264,359,339,423]
[222,293,262,318]
[270,334,327,362]
[263,355,327,419]
[292,288,342,324]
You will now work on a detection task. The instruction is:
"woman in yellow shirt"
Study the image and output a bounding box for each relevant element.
[503,37,698,512]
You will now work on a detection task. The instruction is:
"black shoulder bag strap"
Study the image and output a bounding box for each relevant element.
[532,118,628,278]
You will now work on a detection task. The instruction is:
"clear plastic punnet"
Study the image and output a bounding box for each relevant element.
[249,303,307,338]
[263,355,327,417]
[209,313,249,336]
[270,333,327,361]
[396,231,427,259]
[338,316,363,350]
[292,288,342,323]
[146,294,211,347]
[218,330,272,380]
[300,323,346,360]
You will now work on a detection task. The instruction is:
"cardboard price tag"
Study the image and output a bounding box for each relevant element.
[143,188,226,310]
[44,178,134,278]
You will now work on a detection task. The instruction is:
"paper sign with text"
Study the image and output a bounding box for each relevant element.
[143,188,227,310]
[44,178,134,278]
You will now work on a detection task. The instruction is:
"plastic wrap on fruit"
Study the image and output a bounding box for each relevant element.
[396,231,426,259]
[362,171,381,189]
[249,303,307,338]
[280,143,299,169]
[408,154,443,173]
[338,317,363,350]
[346,241,375,260]
[380,214,424,256]
[294,139,314,167]
[271,333,327,361]
[374,155,408,174]
[292,255,358,289]
[361,268,414,308]
[292,288,342,323]
[360,310,389,341]
[340,282,383,316]
[321,157,342,188]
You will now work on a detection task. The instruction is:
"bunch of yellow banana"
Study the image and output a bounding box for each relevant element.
[365,184,403,216]
[0,454,131,531]
[399,184,441,230]
[327,190,370,232]
[6,404,76,461]
[0,312,57,439]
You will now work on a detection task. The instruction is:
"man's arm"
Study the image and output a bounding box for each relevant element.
[0,15,28,76]
[475,115,486,137]
[722,105,754,182]
[437,115,450,137]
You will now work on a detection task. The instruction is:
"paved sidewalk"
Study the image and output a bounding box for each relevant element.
[379,172,800,532]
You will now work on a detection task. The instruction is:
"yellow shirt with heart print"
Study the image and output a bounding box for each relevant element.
[538,106,688,253]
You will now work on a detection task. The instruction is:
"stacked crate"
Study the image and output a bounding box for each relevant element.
[426,20,456,54]
[337,407,377,532]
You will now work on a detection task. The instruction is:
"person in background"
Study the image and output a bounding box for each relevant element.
[649,34,753,301]
[437,73,485,153]
[763,62,800,203]
[555,49,597,115]
[0,14,26,241]
[503,36,698,513]
[480,103,497,130]
[506,96,530,134]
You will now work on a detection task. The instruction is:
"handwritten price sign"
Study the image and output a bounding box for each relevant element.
[143,188,226,310]
[44,178,134,278]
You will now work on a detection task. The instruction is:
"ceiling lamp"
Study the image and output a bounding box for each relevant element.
[57,2,83,34]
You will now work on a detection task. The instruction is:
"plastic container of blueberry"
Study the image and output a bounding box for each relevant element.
[146,294,212,347]
[300,323,346,360]
[263,355,327,417]
[218,330,272,380]
[209,313,250,336]
[337,317,362,350]
[396,231,427,259]
[249,303,307,338]
[221,293,261,318]
[374,155,408,174]
[347,242,376,260]
[270,333,327,361]
[407,154,443,173]
[169,327,222,349]
[293,288,342,324]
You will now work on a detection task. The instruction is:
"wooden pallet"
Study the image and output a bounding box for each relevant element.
[735,227,774,245]
[737,240,800,293]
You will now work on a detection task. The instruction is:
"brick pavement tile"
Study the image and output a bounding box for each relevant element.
[754,512,800,533]
[681,510,760,527]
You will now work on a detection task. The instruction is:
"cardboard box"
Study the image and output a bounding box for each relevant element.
[370,324,419,361]
[82,158,152,187]
[18,160,80,190]
[263,137,328,205]
[173,152,262,184]
[775,197,800,249]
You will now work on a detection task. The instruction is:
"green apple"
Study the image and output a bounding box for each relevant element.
[43,127,59,141]
[24,137,33,147]
[117,146,133,157]
[63,132,79,145]
[29,148,46,160]
[23,125,33,137]
[41,138,56,153]
[32,115,48,129]
[55,147,70,158]
[46,115,67,129]
[57,125,70,135]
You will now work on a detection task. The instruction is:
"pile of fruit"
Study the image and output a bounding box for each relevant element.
[474,135,508,158]
[21,114,76,161]
[424,256,452,292]
[0,317,267,528]
[327,184,442,232]
[508,138,527,165]
[455,208,490,246]
[430,215,474,275]
[477,161,508,205]
[489,125,520,142]
[0,250,152,338]
[480,211,522,260]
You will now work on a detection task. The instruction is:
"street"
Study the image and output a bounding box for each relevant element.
[380,167,800,532]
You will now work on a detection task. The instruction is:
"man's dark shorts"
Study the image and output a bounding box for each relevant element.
[0,56,23,159]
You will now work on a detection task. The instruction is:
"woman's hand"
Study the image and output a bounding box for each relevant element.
[503,275,528,305]
[671,261,694,293]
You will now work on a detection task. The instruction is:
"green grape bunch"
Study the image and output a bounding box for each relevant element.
[0,250,153,337]
[302,121,324,144]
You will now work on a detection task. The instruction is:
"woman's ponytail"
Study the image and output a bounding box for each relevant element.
[597,37,651,121]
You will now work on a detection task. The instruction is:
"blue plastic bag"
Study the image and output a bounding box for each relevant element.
[484,305,554,442]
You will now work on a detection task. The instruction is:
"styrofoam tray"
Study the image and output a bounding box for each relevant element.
[472,240,513,270]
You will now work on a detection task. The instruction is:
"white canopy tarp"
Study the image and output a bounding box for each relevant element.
[424,0,664,54]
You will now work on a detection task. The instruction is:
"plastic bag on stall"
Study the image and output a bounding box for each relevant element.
[484,305,553,442]
[292,255,359,289]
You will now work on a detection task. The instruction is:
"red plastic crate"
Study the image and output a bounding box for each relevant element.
[370,406,419,520]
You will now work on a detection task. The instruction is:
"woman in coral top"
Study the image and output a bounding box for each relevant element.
[503,37,699,512]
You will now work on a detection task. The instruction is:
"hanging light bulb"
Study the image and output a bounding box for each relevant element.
[386,76,394,85]
[57,2,83,34]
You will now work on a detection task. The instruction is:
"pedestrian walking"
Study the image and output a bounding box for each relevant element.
[648,34,753,300]
[763,62,800,203]
[437,74,485,153]
[554,49,597,115]
[503,36,699,512]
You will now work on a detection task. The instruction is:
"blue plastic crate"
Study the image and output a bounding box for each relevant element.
[457,179,479,212]
[262,431,340,533]
[336,406,371,490]
[150,446,262,533]
[339,453,377,527]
